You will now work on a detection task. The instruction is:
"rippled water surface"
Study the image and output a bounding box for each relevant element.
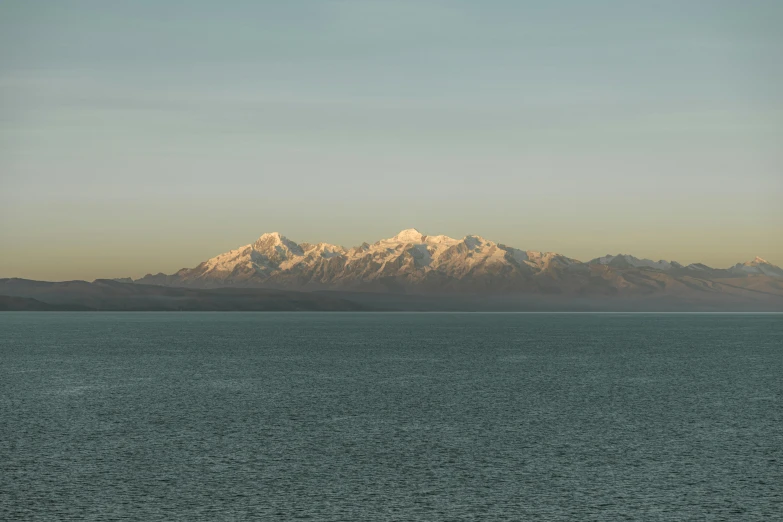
[1,312,782,520]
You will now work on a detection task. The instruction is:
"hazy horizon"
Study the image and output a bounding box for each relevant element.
[2,1,781,280]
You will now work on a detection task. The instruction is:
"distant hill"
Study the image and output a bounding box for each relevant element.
[0,279,368,312]
[0,295,91,311]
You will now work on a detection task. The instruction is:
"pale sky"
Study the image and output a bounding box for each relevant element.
[1,1,781,280]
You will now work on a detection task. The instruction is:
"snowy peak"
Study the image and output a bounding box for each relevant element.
[254,231,289,248]
[388,228,425,243]
[257,231,285,242]
[746,256,769,266]
[731,257,783,277]
[253,232,303,257]
[381,229,461,247]
[301,242,345,259]
[424,234,458,245]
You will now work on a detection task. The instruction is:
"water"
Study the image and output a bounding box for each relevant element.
[1,312,781,520]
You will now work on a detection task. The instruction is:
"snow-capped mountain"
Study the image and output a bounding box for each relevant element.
[132,229,783,297]
[729,257,783,278]
[137,229,580,293]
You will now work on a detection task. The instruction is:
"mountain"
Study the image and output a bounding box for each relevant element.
[135,229,585,293]
[589,254,676,271]
[729,257,783,278]
[0,295,92,311]
[121,229,783,310]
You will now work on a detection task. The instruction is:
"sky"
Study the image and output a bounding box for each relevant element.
[1,0,781,280]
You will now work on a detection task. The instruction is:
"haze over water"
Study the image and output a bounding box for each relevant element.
[2,312,781,520]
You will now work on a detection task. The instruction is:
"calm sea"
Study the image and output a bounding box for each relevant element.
[1,312,781,520]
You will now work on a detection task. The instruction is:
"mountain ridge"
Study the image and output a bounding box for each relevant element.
[0,278,370,311]
[121,229,781,307]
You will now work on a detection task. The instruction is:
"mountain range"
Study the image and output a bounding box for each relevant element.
[2,229,781,311]
[131,228,782,292]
